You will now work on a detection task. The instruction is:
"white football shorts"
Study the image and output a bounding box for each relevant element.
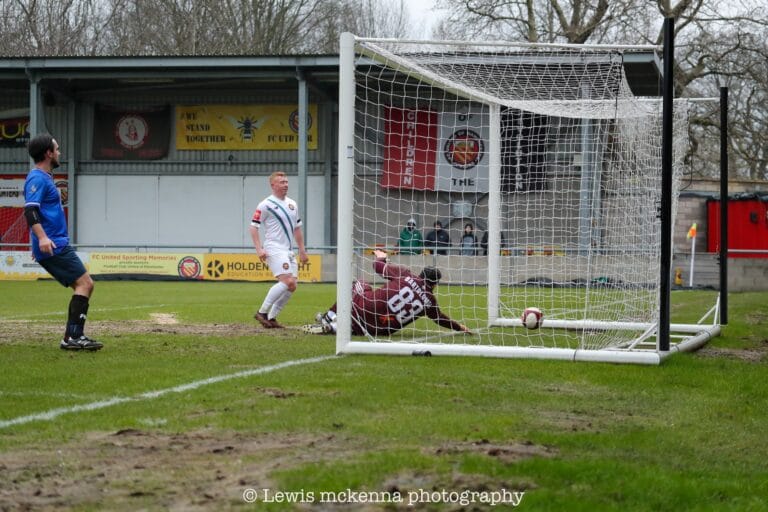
[266,250,298,278]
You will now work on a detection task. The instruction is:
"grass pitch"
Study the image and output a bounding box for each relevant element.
[0,280,767,510]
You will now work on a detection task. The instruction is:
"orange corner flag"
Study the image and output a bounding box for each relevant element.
[687,223,697,239]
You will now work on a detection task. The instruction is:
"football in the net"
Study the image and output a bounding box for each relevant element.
[521,307,543,329]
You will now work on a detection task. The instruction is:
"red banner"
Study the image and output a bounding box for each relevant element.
[1,174,67,248]
[381,107,437,190]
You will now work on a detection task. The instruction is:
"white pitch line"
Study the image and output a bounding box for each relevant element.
[1,304,168,320]
[0,391,104,400]
[0,355,335,430]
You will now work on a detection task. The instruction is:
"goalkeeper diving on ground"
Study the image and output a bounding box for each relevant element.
[303,250,471,336]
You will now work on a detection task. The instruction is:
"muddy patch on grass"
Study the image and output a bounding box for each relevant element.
[435,438,556,464]
[0,319,300,345]
[0,430,556,511]
[256,387,298,399]
[0,430,345,511]
[150,313,179,325]
[697,345,768,362]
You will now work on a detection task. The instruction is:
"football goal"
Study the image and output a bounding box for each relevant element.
[335,33,720,364]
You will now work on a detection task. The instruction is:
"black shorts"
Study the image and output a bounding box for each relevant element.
[37,246,88,288]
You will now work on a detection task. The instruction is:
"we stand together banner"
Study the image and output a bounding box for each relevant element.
[175,104,318,150]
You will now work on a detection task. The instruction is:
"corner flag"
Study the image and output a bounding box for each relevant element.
[687,223,697,240]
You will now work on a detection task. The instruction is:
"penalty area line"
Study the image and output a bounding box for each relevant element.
[0,355,335,430]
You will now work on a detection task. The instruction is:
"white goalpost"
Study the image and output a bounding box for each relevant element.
[336,33,720,365]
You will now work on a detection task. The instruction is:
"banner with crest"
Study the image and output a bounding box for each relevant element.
[92,105,171,160]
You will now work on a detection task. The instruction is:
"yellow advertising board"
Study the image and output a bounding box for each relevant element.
[89,253,205,279]
[1,251,322,282]
[0,251,53,280]
[203,253,322,282]
[176,104,318,150]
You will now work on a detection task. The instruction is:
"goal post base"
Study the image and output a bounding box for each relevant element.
[491,318,720,333]
[339,341,662,365]
[337,323,720,366]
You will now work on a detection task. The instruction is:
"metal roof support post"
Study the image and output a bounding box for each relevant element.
[324,103,334,249]
[297,67,309,245]
[26,70,42,147]
[67,99,77,242]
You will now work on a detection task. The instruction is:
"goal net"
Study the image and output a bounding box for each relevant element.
[0,207,29,250]
[336,34,720,364]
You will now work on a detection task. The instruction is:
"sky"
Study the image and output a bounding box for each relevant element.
[403,0,445,38]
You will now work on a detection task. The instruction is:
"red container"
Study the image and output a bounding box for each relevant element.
[707,195,768,257]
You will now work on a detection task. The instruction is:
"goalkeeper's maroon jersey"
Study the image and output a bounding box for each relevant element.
[352,260,459,336]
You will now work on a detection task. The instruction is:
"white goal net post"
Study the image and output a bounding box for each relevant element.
[336,33,720,365]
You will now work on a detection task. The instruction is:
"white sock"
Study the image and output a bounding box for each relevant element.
[268,289,293,319]
[260,282,288,315]
[326,310,337,322]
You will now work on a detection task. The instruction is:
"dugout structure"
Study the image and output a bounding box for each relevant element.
[336,31,721,365]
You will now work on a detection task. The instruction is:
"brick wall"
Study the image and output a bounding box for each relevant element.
[675,178,768,255]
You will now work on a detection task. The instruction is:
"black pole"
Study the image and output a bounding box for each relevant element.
[659,17,675,352]
[719,87,729,325]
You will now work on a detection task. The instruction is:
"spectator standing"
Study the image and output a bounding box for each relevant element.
[397,218,423,255]
[425,220,451,255]
[460,222,478,256]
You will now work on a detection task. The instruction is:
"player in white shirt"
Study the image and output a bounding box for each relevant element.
[249,171,309,328]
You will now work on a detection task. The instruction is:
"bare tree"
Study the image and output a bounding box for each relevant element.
[1,0,418,56]
[432,0,640,43]
[101,0,332,55]
[687,26,768,179]
[0,0,120,56]
[656,0,768,179]
[433,0,768,179]
[341,0,413,39]
[0,1,23,56]
[308,0,417,53]
[210,0,330,54]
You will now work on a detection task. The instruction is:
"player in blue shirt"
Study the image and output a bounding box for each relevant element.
[24,133,102,351]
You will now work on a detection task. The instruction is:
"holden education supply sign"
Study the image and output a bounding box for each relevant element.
[84,252,322,282]
[203,254,321,282]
